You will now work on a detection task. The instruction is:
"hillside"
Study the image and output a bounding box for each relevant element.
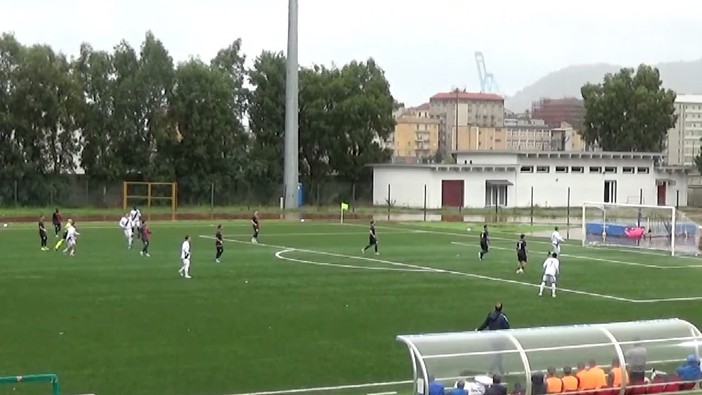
[506,58,702,112]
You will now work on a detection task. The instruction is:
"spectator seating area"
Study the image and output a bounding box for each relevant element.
[397,319,702,395]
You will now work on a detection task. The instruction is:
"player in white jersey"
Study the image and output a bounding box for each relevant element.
[550,226,564,255]
[119,214,133,249]
[129,206,142,239]
[178,235,192,279]
[539,252,560,298]
[62,219,80,256]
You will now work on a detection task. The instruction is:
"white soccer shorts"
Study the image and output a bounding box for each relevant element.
[542,274,556,284]
[67,239,76,247]
[124,229,133,239]
[182,258,190,266]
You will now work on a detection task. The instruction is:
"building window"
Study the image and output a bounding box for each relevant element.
[604,166,617,174]
[555,166,568,173]
[604,180,617,203]
[571,166,584,173]
[637,167,650,174]
[622,167,634,174]
[536,166,549,173]
[589,166,602,173]
[520,166,533,173]
[485,184,508,207]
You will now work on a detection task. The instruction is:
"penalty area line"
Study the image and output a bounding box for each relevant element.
[199,235,636,303]
[450,241,702,304]
[274,249,431,273]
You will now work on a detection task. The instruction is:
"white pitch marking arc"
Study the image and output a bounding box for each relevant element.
[274,249,431,273]
[199,235,636,303]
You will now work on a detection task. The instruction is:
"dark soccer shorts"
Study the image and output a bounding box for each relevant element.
[517,252,527,262]
[369,236,377,245]
[480,242,488,252]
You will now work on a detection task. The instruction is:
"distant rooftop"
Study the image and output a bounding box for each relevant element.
[430,92,503,102]
[676,95,702,104]
[451,150,664,160]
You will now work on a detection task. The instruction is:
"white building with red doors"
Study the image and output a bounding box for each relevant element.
[370,151,691,209]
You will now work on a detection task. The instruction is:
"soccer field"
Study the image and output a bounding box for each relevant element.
[1,219,701,395]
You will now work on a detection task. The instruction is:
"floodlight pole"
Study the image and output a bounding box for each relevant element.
[283,0,300,209]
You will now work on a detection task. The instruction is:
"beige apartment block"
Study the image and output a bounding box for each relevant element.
[390,113,440,160]
[449,121,587,152]
[666,95,702,166]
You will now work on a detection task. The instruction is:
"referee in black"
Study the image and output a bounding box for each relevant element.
[476,303,511,374]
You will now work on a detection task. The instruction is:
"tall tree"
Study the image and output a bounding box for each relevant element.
[247,51,286,183]
[580,65,677,152]
[74,43,120,181]
[327,59,394,183]
[298,65,335,182]
[135,31,175,179]
[111,40,142,176]
[169,60,250,203]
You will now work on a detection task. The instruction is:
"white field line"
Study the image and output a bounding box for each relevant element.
[203,235,702,304]
[200,235,636,303]
[448,241,690,270]
[345,223,702,269]
[275,249,430,273]
[224,379,412,395]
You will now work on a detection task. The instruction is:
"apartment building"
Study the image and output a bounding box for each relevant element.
[666,95,702,166]
[450,120,587,152]
[428,91,504,152]
[389,110,440,162]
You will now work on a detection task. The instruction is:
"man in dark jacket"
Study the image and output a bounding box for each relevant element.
[476,303,510,374]
[485,374,508,395]
[476,303,510,331]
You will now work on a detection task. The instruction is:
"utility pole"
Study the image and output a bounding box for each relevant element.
[283,0,299,209]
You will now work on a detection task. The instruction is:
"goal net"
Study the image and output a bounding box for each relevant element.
[582,202,702,256]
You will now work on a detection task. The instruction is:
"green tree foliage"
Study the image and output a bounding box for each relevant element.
[0,31,397,206]
[580,65,677,152]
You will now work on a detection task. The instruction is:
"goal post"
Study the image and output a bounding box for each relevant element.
[581,202,701,256]
[122,182,178,221]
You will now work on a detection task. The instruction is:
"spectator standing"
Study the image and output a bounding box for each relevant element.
[476,303,510,374]
[625,340,647,383]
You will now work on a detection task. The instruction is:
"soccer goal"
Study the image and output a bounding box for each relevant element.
[123,182,178,221]
[581,202,702,256]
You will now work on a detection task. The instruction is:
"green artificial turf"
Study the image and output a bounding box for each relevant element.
[1,220,701,395]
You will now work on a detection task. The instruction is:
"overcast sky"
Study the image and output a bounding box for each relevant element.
[2,0,701,105]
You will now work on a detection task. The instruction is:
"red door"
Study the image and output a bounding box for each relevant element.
[657,183,666,206]
[441,180,465,207]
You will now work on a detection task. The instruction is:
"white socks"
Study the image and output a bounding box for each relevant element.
[539,283,556,297]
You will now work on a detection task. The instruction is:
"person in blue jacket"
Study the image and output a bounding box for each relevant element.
[428,376,445,395]
[677,354,702,381]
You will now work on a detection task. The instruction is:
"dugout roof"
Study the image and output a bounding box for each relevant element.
[397,319,702,395]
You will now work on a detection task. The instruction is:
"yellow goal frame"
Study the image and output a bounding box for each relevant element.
[122,182,178,221]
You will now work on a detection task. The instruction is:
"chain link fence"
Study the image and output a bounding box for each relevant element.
[0,176,373,209]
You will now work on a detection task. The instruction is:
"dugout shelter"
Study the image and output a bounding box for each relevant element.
[397,319,702,395]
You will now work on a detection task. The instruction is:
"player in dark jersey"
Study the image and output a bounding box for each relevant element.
[51,208,62,237]
[140,221,151,257]
[479,225,489,260]
[38,215,48,251]
[251,211,260,244]
[215,225,224,263]
[516,234,528,274]
[362,220,379,255]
